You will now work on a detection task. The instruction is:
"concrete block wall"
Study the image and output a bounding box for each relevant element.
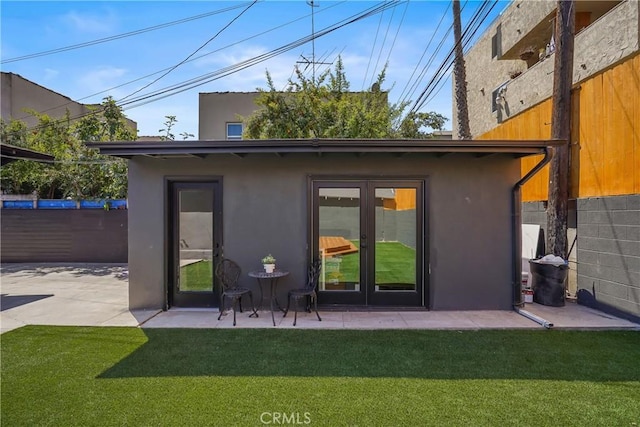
[522,201,547,228]
[576,195,640,322]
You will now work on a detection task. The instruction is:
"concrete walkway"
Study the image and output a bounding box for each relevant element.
[1,263,638,334]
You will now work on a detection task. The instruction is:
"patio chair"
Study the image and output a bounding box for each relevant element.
[283,259,322,326]
[216,258,258,326]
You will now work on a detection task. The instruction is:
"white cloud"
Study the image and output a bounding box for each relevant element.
[62,10,117,33]
[78,66,128,94]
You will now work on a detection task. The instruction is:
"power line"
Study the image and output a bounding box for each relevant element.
[368,0,397,89]
[419,0,498,109]
[1,3,253,64]
[24,1,401,131]
[118,0,258,102]
[397,1,452,106]
[10,3,337,124]
[361,3,386,90]
[120,2,401,111]
[409,0,498,115]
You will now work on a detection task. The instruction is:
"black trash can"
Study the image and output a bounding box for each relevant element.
[529,259,568,307]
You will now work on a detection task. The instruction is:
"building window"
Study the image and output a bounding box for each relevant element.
[226,123,243,140]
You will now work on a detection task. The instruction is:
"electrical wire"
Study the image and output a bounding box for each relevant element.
[408,0,498,115]
[0,3,253,64]
[109,2,402,110]
[368,0,397,88]
[418,0,498,109]
[361,3,386,90]
[396,1,452,106]
[17,1,370,130]
[9,2,339,124]
[118,0,258,102]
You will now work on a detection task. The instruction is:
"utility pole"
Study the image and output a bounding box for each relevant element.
[452,0,471,139]
[547,0,575,258]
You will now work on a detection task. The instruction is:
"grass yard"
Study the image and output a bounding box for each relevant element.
[179,259,213,291]
[2,327,639,426]
[335,241,416,285]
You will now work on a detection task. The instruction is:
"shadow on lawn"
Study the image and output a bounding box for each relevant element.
[99,329,640,381]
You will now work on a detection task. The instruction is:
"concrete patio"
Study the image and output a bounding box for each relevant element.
[1,263,638,334]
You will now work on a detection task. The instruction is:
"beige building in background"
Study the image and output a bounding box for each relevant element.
[199,92,261,140]
[0,72,137,131]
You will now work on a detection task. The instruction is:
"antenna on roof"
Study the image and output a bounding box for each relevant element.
[296,2,331,81]
[307,1,318,80]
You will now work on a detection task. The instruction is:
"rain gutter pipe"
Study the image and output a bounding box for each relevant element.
[511,145,554,328]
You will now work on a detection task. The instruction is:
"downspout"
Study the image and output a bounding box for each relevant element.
[512,146,554,328]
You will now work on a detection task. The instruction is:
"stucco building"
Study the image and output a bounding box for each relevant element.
[0,72,137,131]
[91,138,559,313]
[199,92,260,140]
[456,0,639,321]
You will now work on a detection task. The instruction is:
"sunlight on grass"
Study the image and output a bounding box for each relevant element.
[179,260,213,291]
[335,241,416,285]
[2,327,639,426]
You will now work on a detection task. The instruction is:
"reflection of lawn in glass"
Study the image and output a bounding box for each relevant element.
[332,241,415,285]
[180,260,213,292]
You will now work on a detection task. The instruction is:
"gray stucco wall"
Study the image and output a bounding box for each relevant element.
[127,153,521,311]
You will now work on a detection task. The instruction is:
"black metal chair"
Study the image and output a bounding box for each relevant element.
[283,259,322,326]
[216,259,258,326]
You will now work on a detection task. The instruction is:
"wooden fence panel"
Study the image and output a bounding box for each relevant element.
[478,54,639,201]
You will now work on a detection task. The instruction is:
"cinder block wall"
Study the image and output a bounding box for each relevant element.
[576,195,640,322]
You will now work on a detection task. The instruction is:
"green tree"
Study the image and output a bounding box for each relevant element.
[159,115,194,140]
[0,97,136,199]
[243,57,447,139]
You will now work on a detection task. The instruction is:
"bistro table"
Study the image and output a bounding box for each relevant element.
[248,270,290,326]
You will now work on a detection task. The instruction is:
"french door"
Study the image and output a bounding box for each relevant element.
[169,181,222,307]
[312,179,425,307]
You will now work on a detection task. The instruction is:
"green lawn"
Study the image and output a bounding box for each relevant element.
[335,241,416,285]
[2,327,639,426]
[179,259,213,291]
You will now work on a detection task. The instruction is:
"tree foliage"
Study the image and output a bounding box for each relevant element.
[243,57,447,139]
[0,97,136,199]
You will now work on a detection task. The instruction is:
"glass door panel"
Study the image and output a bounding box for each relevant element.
[373,188,417,292]
[318,187,361,292]
[315,183,367,305]
[178,189,214,292]
[170,182,221,308]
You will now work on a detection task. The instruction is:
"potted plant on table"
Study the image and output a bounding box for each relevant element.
[261,254,276,273]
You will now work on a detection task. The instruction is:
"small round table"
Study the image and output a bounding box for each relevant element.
[248,270,290,326]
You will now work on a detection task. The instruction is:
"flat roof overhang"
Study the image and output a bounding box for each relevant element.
[1,143,55,166]
[87,138,565,160]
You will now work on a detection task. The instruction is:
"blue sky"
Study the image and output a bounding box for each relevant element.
[1,1,507,137]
